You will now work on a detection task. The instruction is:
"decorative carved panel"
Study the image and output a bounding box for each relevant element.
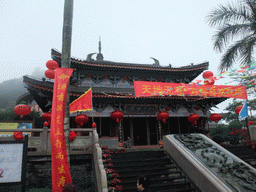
[124,104,158,115]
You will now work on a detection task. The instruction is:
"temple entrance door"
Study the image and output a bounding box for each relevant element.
[148,118,158,145]
[133,118,148,146]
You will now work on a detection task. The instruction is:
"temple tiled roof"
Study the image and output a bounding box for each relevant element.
[51,48,209,73]
[22,76,227,112]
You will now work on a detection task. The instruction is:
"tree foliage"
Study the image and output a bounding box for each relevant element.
[207,0,256,71]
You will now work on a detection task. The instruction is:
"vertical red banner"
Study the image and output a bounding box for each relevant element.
[50,68,74,192]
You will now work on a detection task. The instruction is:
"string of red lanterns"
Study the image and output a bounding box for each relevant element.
[45,60,59,79]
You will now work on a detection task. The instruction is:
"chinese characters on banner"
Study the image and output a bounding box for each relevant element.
[50,68,74,192]
[134,81,247,100]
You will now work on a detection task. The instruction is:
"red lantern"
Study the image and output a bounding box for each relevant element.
[111,111,124,123]
[235,105,243,114]
[46,60,59,69]
[249,121,254,125]
[210,113,222,123]
[42,112,52,122]
[75,114,89,126]
[204,76,215,85]
[14,104,31,118]
[45,69,55,79]
[44,122,49,127]
[92,122,97,128]
[202,71,213,79]
[157,111,169,123]
[188,113,200,125]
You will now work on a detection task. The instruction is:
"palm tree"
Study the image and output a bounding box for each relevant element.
[207,0,256,72]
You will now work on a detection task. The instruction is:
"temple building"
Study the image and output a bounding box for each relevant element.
[21,41,227,147]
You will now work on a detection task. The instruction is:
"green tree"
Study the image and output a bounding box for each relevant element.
[221,100,243,122]
[207,0,256,71]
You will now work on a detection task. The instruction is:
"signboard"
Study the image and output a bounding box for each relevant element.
[0,123,32,136]
[0,144,23,182]
[134,81,247,100]
[0,136,28,192]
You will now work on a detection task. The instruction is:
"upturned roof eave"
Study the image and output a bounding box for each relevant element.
[51,48,209,73]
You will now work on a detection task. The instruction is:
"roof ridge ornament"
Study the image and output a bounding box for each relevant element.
[96,36,104,61]
[150,57,160,67]
[86,53,97,61]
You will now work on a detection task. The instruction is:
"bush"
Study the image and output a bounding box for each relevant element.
[211,135,224,144]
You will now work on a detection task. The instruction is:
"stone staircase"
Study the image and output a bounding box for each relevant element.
[104,149,199,192]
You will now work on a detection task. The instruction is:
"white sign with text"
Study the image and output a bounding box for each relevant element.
[0,143,23,183]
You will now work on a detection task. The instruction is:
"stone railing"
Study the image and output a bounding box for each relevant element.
[92,129,108,192]
[164,134,256,192]
[0,127,93,156]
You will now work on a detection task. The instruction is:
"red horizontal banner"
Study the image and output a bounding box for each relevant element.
[134,81,247,100]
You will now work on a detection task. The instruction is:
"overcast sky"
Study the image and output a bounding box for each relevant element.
[1,0,241,112]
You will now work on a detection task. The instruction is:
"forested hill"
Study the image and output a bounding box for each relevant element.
[0,77,27,109]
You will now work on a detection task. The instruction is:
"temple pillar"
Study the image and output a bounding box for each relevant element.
[130,118,134,146]
[158,120,163,147]
[118,120,124,147]
[99,117,102,137]
[146,118,150,145]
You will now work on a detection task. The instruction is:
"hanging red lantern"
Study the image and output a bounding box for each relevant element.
[111,111,124,123]
[204,76,215,85]
[249,121,254,125]
[14,104,31,118]
[44,122,49,127]
[42,112,52,122]
[75,114,89,126]
[157,111,169,123]
[46,60,59,69]
[235,105,243,114]
[210,113,222,123]
[188,113,200,125]
[92,122,97,128]
[202,71,213,79]
[45,69,55,79]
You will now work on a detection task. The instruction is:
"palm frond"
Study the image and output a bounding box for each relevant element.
[219,34,256,72]
[207,2,252,27]
[213,23,253,52]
